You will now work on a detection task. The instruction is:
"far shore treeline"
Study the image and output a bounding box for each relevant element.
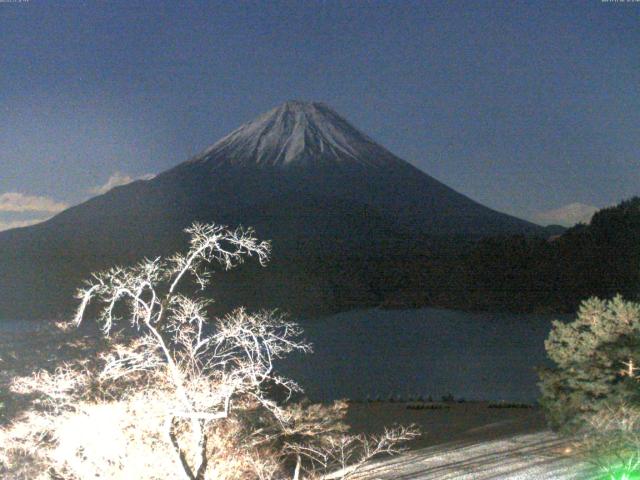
[382,197,640,314]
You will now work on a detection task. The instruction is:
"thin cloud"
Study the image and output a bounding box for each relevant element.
[533,202,599,227]
[89,172,155,196]
[0,216,52,232]
[0,192,69,213]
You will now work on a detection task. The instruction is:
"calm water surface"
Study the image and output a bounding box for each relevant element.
[0,308,569,403]
[280,307,568,403]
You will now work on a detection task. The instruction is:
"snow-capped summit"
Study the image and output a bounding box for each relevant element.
[191,100,402,169]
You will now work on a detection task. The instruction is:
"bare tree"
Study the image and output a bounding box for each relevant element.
[72,223,314,479]
[1,222,418,480]
[284,422,419,480]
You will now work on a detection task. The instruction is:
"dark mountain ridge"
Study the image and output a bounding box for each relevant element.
[0,101,547,320]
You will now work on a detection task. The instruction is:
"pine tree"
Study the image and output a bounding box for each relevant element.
[539,295,640,432]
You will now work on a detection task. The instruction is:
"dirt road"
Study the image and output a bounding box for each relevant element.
[348,431,595,480]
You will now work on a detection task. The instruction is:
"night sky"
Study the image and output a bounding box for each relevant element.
[1,0,639,230]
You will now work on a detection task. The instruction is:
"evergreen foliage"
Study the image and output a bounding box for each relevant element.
[538,295,640,432]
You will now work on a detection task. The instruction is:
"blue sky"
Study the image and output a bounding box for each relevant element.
[1,0,639,229]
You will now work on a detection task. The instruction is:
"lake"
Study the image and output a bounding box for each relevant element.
[0,307,568,403]
[280,307,568,403]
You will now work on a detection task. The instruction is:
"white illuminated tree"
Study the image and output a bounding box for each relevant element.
[72,223,315,479]
[1,222,417,480]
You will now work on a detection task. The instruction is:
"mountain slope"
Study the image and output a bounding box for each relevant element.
[0,101,545,320]
[162,101,539,235]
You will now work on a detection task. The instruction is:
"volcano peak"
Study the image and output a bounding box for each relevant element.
[191,101,402,169]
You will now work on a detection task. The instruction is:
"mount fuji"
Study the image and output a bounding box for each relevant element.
[0,101,545,320]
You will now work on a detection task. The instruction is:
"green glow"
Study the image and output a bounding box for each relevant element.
[602,469,640,480]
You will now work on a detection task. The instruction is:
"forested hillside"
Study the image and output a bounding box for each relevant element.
[387,198,640,313]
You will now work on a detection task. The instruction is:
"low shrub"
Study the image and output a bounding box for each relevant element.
[406,402,450,411]
[487,402,533,409]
